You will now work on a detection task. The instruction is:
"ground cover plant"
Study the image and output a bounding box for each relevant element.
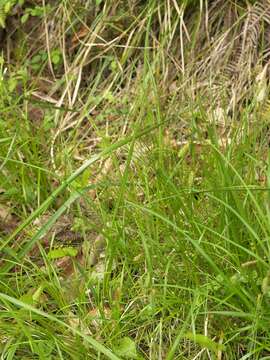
[1,0,270,358]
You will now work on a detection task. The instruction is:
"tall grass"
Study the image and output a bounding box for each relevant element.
[0,0,270,358]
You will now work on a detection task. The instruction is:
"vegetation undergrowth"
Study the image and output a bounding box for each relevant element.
[1,0,270,359]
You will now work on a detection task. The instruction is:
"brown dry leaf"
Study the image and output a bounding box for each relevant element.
[54,255,75,275]
[71,26,89,46]
[255,64,268,103]
[88,306,111,319]
[88,306,112,330]
[0,205,18,235]
[68,311,80,330]
[67,311,92,337]
[27,104,44,124]
[0,204,12,222]
[54,249,84,277]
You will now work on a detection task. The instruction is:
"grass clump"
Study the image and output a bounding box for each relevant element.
[1,0,270,359]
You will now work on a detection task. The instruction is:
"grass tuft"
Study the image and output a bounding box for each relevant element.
[1,1,270,358]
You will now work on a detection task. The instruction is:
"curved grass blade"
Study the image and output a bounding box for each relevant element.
[0,122,166,264]
[1,187,87,273]
[0,292,121,360]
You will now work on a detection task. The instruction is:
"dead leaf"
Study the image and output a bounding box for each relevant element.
[54,255,75,274]
[0,204,18,235]
[27,104,44,124]
[87,306,112,330]
[255,64,268,103]
[71,26,89,46]
[0,204,12,222]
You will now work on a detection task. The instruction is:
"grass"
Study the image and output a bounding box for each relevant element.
[1,0,270,359]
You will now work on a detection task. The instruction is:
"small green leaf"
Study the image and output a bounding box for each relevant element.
[4,2,12,14]
[20,285,46,306]
[20,293,34,305]
[32,284,45,303]
[51,49,62,66]
[31,54,42,64]
[48,247,78,260]
[114,337,138,359]
[29,6,44,17]
[8,78,18,92]
[104,91,115,103]
[185,332,225,353]
[110,60,117,72]
[96,0,102,5]
[21,13,29,24]
[51,53,60,65]
[0,15,6,29]
[178,142,189,159]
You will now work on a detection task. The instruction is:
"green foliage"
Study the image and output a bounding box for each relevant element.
[48,246,78,259]
[113,337,138,359]
[0,0,24,28]
[21,4,51,24]
[29,48,62,72]
[184,332,225,354]
[1,0,270,358]
[0,1,50,28]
